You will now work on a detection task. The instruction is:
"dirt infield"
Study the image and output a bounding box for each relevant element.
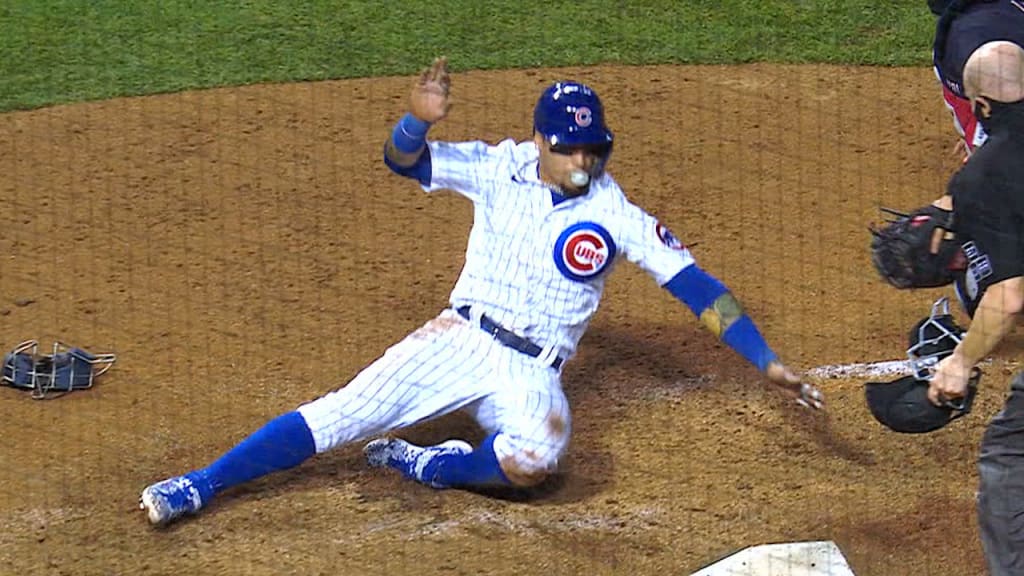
[0,63,1007,575]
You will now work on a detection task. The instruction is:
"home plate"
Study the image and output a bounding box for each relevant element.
[690,540,856,576]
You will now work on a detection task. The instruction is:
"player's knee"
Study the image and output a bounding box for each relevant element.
[498,449,556,487]
[493,436,564,487]
[491,415,570,488]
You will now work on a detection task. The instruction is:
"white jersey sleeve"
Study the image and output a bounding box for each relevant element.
[422,139,518,203]
[618,199,696,286]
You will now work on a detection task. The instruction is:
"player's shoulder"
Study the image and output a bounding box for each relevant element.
[472,138,537,162]
[432,137,528,169]
[507,139,539,160]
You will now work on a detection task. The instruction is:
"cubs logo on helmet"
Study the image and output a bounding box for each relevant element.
[574,106,592,128]
[534,82,614,150]
[553,222,617,281]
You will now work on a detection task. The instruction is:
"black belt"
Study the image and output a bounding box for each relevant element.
[455,306,563,370]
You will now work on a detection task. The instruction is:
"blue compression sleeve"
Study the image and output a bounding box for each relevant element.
[720,315,778,372]
[663,266,778,372]
[664,264,728,315]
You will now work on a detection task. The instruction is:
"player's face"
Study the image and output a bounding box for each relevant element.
[535,133,608,196]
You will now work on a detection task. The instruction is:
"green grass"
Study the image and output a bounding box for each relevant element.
[1,0,935,112]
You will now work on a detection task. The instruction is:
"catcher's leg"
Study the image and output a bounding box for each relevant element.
[141,309,495,524]
[976,375,1024,576]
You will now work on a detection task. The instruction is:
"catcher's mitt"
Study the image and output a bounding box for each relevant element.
[869,204,963,289]
[2,340,116,400]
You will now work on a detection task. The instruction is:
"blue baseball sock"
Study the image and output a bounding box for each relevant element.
[190,411,316,500]
[423,433,511,488]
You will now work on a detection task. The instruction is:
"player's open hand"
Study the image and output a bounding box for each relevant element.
[410,56,452,124]
[766,361,824,410]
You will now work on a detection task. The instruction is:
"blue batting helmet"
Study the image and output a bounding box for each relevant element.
[533,82,614,150]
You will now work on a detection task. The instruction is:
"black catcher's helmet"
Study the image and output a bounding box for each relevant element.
[864,298,980,433]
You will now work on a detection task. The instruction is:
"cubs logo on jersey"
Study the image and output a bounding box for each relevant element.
[553,222,617,281]
[655,222,685,250]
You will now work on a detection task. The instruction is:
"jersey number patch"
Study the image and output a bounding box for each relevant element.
[553,222,617,282]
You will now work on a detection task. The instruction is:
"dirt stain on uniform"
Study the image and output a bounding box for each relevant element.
[500,453,548,487]
[412,315,462,339]
[547,413,566,437]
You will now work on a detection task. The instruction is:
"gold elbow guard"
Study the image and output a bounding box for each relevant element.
[699,293,744,338]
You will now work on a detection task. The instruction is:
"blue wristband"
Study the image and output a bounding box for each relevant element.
[391,113,431,154]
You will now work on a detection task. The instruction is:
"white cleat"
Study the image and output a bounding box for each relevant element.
[139,473,207,525]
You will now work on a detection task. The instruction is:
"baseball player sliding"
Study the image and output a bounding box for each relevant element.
[138,56,823,526]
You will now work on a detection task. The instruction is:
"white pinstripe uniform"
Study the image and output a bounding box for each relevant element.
[298,138,694,477]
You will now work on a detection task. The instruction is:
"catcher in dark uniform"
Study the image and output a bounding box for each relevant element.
[870,41,1024,576]
[930,0,1024,157]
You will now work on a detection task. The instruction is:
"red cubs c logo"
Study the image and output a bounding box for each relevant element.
[553,222,616,282]
[564,231,607,273]
[575,106,593,128]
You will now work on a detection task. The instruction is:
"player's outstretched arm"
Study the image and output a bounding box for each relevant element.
[662,265,824,410]
[384,56,452,169]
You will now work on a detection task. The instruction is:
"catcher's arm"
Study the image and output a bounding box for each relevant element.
[929,195,953,252]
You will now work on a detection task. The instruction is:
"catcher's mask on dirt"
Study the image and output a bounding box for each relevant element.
[2,340,116,400]
[534,81,614,174]
[864,297,980,433]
